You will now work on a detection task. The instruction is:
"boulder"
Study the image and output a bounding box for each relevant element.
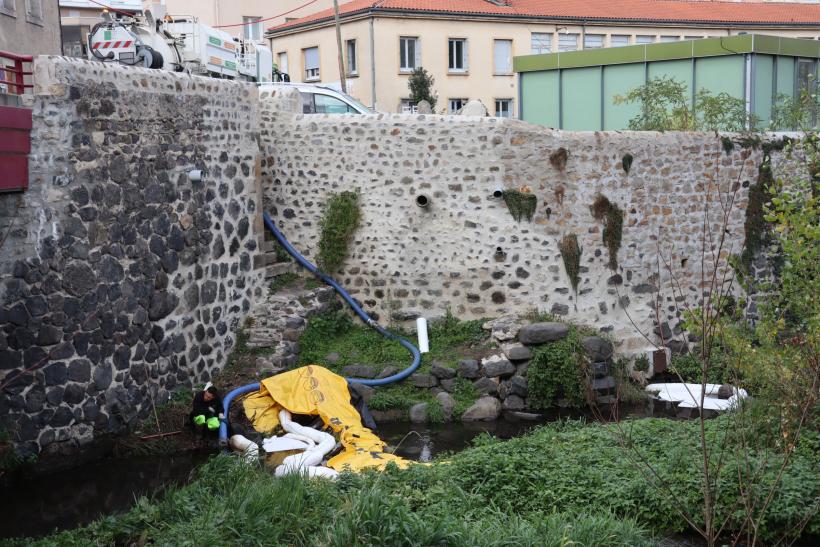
[580,336,613,362]
[458,359,481,379]
[482,315,522,342]
[502,394,526,411]
[502,343,532,361]
[348,382,374,404]
[342,364,377,379]
[376,366,398,379]
[431,362,456,379]
[460,100,488,117]
[481,355,516,378]
[439,378,456,393]
[409,402,429,424]
[435,391,456,421]
[504,410,542,421]
[411,373,438,388]
[510,376,528,397]
[473,376,499,396]
[461,397,501,421]
[518,322,569,345]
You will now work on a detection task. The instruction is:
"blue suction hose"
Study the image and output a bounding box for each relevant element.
[218,212,422,445]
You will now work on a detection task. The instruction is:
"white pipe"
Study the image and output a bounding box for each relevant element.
[416,317,429,354]
[274,409,339,479]
[228,434,259,463]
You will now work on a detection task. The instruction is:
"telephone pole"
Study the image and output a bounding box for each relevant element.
[333,0,347,93]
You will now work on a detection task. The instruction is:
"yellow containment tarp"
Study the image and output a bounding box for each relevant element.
[242,365,408,472]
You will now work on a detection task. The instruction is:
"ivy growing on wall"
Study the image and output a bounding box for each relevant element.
[502,189,538,222]
[549,147,569,171]
[621,153,633,174]
[590,194,624,270]
[317,191,361,274]
[558,234,582,293]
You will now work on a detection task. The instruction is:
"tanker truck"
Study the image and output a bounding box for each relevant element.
[87,3,273,83]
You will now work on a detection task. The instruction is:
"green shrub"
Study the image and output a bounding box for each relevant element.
[527,329,586,409]
[669,353,727,384]
[317,191,360,274]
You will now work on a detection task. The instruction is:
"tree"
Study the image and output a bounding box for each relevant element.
[614,76,754,132]
[407,67,436,110]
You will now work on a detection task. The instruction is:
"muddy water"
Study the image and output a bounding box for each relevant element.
[0,450,210,539]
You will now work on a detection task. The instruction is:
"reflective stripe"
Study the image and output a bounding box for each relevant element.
[112,41,121,48]
[102,41,111,48]
[92,42,101,49]
[123,40,132,47]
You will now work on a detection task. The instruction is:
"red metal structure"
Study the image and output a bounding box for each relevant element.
[0,51,34,193]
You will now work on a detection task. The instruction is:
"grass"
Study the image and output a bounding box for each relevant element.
[269,272,299,294]
[25,416,819,546]
[298,310,487,414]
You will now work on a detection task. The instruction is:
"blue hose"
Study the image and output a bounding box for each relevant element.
[262,212,421,386]
[217,213,422,445]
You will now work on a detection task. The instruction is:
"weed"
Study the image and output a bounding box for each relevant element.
[622,153,634,173]
[501,189,537,222]
[317,191,360,274]
[269,272,299,294]
[558,234,582,293]
[590,194,624,270]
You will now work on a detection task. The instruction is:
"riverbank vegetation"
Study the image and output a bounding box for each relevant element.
[20,414,817,546]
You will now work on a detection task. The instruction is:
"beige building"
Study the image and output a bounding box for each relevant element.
[0,0,61,56]
[58,1,345,58]
[267,0,820,115]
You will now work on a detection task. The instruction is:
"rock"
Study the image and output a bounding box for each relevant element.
[510,376,528,397]
[504,411,543,421]
[482,315,522,341]
[435,391,456,421]
[473,376,499,396]
[518,322,569,345]
[457,359,480,379]
[481,355,516,378]
[502,343,532,361]
[342,364,377,379]
[68,359,91,382]
[439,378,456,392]
[653,322,672,340]
[416,100,432,114]
[550,303,569,316]
[461,397,501,421]
[409,402,429,424]
[93,363,113,390]
[580,336,613,362]
[349,382,374,404]
[502,394,526,411]
[376,366,398,379]
[431,362,456,379]
[325,352,340,364]
[460,100,488,117]
[411,373,437,388]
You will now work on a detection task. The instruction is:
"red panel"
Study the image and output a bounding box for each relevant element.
[0,155,29,193]
[0,128,30,153]
[0,106,32,130]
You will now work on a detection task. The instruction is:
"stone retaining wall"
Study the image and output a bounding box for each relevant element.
[259,93,798,354]
[0,57,265,458]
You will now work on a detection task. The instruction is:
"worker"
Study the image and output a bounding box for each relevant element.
[190,382,224,436]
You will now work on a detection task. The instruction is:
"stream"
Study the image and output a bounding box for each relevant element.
[1,403,658,539]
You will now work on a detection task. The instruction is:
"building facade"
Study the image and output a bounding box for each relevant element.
[0,0,61,56]
[515,34,819,130]
[266,0,820,115]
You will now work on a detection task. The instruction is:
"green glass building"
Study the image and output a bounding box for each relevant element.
[514,35,819,130]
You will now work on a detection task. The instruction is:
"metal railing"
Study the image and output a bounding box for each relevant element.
[0,51,34,95]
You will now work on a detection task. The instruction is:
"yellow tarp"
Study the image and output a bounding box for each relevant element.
[242,365,408,472]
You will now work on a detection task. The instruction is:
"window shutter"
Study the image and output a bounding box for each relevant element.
[414,39,421,68]
[305,47,319,70]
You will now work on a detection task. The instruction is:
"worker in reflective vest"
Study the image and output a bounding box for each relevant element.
[190,382,224,435]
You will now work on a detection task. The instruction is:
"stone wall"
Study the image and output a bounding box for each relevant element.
[0,57,265,458]
[260,94,795,354]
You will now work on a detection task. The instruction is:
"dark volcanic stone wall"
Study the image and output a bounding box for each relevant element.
[0,57,265,458]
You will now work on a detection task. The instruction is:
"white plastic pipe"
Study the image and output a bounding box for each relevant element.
[274,409,339,479]
[416,317,429,354]
[228,434,259,463]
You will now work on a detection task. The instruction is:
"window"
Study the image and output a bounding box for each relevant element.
[558,33,578,52]
[495,99,513,118]
[584,34,604,49]
[400,99,418,114]
[493,39,512,75]
[242,16,262,41]
[62,25,90,58]
[277,52,288,75]
[531,32,551,54]
[636,35,655,44]
[315,94,354,114]
[0,0,16,17]
[684,36,704,40]
[25,0,43,24]
[345,39,357,75]
[610,35,630,47]
[448,98,467,113]
[448,39,467,72]
[303,47,319,81]
[660,35,680,43]
[400,37,419,72]
[796,58,817,94]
